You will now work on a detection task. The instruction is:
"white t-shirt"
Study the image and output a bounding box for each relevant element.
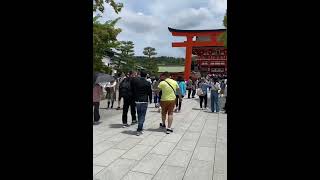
[212,82,221,91]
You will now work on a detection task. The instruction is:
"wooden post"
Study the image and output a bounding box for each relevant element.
[184,36,193,80]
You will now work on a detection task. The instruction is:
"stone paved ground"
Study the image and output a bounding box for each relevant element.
[93,96,227,180]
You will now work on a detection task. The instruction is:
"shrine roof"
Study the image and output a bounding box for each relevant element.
[168,27,226,33]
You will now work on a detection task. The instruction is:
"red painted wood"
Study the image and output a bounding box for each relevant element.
[169,28,226,79]
[184,36,193,80]
[172,41,224,47]
[171,31,223,36]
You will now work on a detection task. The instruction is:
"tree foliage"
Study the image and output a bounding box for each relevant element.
[114,56,184,76]
[93,0,123,14]
[114,41,135,73]
[93,15,122,72]
[142,47,158,76]
[143,47,157,58]
[117,41,135,57]
[145,60,158,76]
[93,0,123,73]
[133,56,184,66]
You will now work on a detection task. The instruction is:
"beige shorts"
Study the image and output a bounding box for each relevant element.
[160,100,176,116]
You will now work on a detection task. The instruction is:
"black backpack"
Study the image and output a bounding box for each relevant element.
[119,78,132,98]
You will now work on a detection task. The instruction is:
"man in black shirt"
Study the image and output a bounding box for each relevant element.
[131,70,152,136]
[119,71,137,127]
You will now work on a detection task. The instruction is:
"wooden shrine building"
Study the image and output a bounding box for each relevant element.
[168,27,227,79]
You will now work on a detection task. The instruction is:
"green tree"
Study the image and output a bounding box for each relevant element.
[93,0,123,13]
[118,41,135,57]
[93,0,123,73]
[115,41,135,73]
[143,47,157,58]
[142,47,158,76]
[93,15,122,72]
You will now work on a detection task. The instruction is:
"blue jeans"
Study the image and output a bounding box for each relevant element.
[136,103,148,131]
[211,91,220,112]
[154,95,159,104]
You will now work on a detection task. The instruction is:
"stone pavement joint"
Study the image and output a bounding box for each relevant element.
[93,97,227,180]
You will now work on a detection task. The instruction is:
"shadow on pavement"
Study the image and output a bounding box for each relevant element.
[145,128,165,133]
[121,130,137,135]
[193,98,200,103]
[109,124,123,128]
[192,108,202,110]
[93,121,102,125]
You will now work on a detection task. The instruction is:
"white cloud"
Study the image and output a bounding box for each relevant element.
[99,0,227,57]
[209,0,227,14]
[168,7,219,30]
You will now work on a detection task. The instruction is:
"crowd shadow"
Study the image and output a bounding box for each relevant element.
[121,130,137,135]
[145,128,165,133]
[192,107,203,110]
[109,124,123,128]
[194,98,200,103]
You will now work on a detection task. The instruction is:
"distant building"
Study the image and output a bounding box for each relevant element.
[158,65,184,79]
[158,65,201,80]
[193,36,227,75]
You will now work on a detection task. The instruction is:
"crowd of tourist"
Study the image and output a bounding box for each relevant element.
[93,71,227,136]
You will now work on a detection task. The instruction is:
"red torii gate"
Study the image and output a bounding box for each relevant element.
[168,27,226,80]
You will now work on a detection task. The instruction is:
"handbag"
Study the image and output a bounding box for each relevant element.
[196,88,204,96]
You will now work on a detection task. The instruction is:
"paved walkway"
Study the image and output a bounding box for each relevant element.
[93,97,227,180]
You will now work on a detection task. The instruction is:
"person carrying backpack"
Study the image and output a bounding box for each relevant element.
[197,78,211,110]
[119,71,137,127]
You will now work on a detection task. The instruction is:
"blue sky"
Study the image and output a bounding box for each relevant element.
[97,0,227,58]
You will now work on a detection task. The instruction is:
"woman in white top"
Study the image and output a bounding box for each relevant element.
[105,80,117,108]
